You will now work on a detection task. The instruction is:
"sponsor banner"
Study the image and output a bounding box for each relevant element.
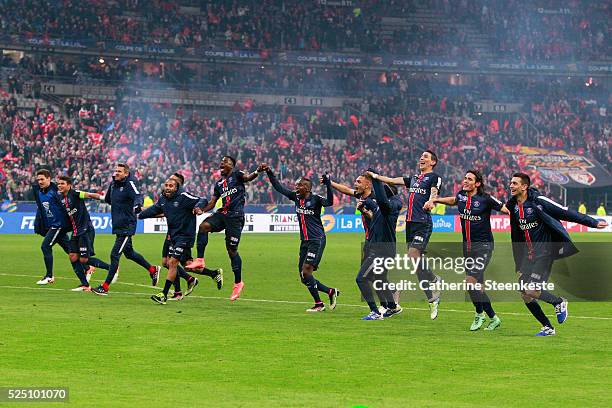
[0,213,143,234]
[504,145,612,188]
[2,212,606,234]
[3,36,611,75]
[143,214,455,234]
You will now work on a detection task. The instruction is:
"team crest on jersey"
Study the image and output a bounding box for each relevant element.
[119,187,124,191]
[526,207,533,214]
[473,200,480,207]
[423,177,429,182]
[306,201,311,207]
[173,201,179,207]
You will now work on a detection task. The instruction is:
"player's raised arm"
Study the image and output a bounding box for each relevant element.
[241,164,265,183]
[320,174,334,207]
[371,177,391,213]
[367,171,404,186]
[264,165,296,200]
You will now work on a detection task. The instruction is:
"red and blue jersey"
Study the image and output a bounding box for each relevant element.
[403,172,441,224]
[58,189,91,237]
[268,171,333,241]
[214,170,246,217]
[455,191,503,249]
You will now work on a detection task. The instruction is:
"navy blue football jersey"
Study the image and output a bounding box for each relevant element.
[455,191,503,245]
[214,170,246,217]
[59,189,91,236]
[268,172,333,240]
[403,172,441,224]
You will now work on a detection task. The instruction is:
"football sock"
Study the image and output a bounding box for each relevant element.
[163,279,173,297]
[539,290,562,305]
[302,275,322,303]
[525,300,553,328]
[87,257,110,271]
[196,231,208,259]
[230,252,242,283]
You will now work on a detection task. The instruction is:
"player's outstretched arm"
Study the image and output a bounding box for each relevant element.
[138,201,163,219]
[326,178,355,197]
[431,196,457,206]
[78,190,104,200]
[198,196,218,213]
[368,172,404,186]
[536,196,608,228]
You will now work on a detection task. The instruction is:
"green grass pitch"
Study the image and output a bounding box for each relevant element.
[1,232,611,407]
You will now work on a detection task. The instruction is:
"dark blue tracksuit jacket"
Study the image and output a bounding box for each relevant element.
[105,174,144,236]
[33,182,66,236]
[506,188,600,271]
[138,189,207,247]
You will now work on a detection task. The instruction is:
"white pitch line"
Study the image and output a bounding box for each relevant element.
[2,273,612,321]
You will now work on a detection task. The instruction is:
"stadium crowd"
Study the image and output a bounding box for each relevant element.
[1,89,609,206]
[0,0,608,60]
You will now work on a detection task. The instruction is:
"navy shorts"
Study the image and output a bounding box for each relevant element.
[205,213,245,249]
[299,238,326,271]
[406,221,432,251]
[519,256,554,285]
[70,228,96,258]
[464,244,493,283]
[168,237,193,262]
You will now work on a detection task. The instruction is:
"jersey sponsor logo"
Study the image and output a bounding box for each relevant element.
[408,187,427,195]
[220,188,238,199]
[459,213,482,221]
[519,219,539,230]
